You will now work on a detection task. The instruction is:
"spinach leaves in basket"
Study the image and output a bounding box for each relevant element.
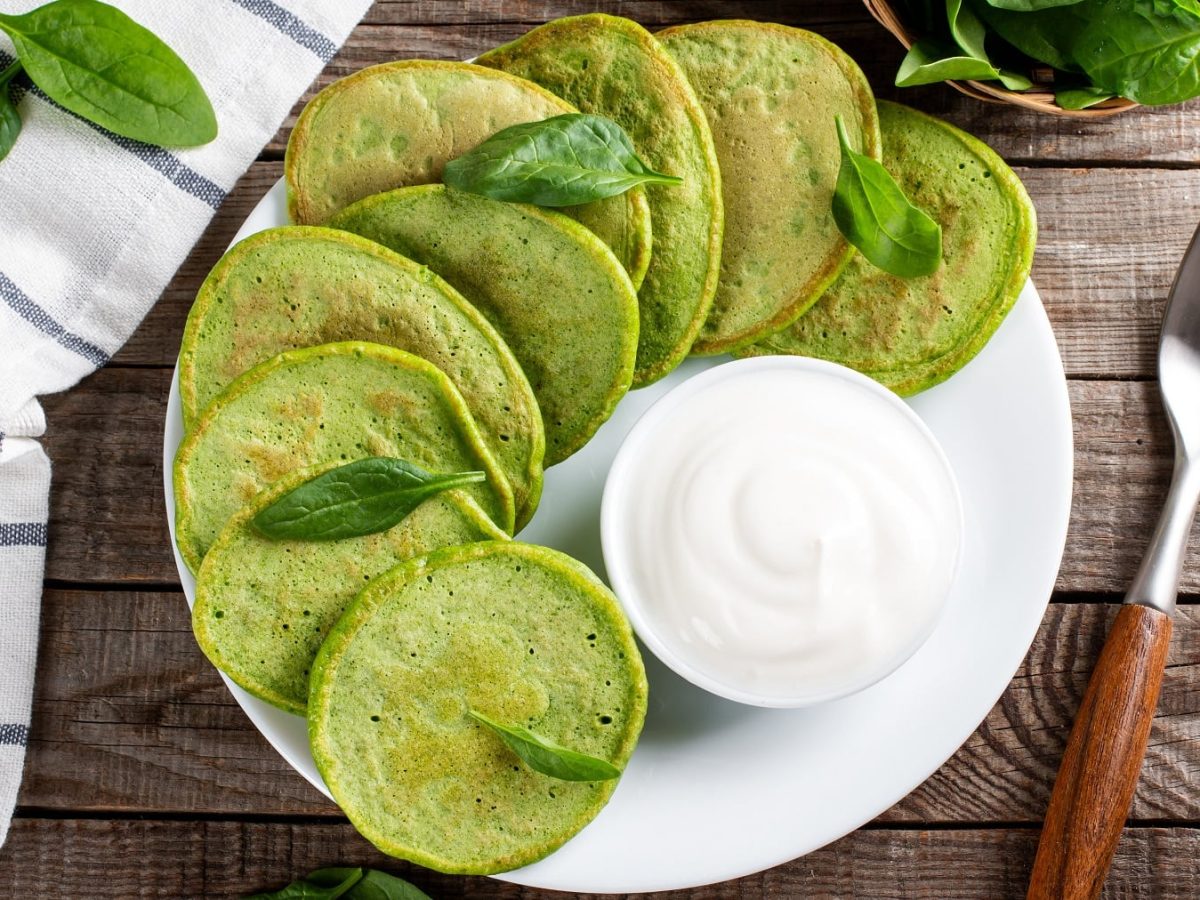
[0,0,216,162]
[443,113,682,206]
[892,0,1200,109]
[896,0,1032,89]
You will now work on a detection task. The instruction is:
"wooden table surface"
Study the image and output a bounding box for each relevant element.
[4,1,1200,897]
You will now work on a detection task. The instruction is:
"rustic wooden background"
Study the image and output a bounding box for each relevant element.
[3,1,1200,896]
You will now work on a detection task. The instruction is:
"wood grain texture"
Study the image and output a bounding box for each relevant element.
[1028,605,1174,900]
[3,818,1200,899]
[37,375,1198,590]
[41,368,174,586]
[15,594,1200,821]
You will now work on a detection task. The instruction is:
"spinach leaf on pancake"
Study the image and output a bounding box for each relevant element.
[174,341,515,571]
[331,185,639,466]
[194,462,507,714]
[444,113,682,205]
[658,21,881,354]
[742,101,1036,395]
[180,226,544,529]
[309,541,648,874]
[285,59,651,290]
[479,14,724,386]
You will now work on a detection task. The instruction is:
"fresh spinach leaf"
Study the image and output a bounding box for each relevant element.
[977,0,1200,105]
[247,868,431,900]
[971,0,1087,71]
[831,116,942,279]
[246,867,362,899]
[469,709,622,782]
[443,113,681,206]
[0,0,216,146]
[305,869,366,894]
[1055,85,1116,108]
[252,457,486,541]
[896,40,1005,86]
[342,871,432,900]
[996,69,1034,90]
[982,0,1085,9]
[945,0,1032,89]
[0,60,21,162]
[1074,0,1200,105]
[948,0,990,60]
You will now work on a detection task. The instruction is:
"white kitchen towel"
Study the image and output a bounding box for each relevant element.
[0,0,373,847]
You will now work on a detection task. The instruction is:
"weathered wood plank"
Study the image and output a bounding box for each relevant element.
[23,590,333,816]
[2,818,1198,898]
[35,372,1196,592]
[1027,167,1197,380]
[258,18,1200,165]
[16,592,1200,821]
[41,368,173,586]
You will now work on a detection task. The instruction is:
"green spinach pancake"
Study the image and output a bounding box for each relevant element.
[478,14,724,386]
[193,463,507,714]
[742,101,1036,395]
[174,341,515,572]
[331,185,639,465]
[285,59,651,289]
[179,226,544,529]
[657,21,880,354]
[309,541,648,875]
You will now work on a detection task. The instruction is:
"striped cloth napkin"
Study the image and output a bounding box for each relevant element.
[0,0,373,847]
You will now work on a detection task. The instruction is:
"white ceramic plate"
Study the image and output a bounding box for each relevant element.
[163,177,1073,894]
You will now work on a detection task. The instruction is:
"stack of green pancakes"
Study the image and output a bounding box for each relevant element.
[285,58,652,290]
[176,12,1036,879]
[739,100,1036,393]
[477,14,725,385]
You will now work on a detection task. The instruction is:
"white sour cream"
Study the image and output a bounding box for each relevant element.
[602,358,962,706]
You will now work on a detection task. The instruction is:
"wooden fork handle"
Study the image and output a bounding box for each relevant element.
[1027,603,1173,900]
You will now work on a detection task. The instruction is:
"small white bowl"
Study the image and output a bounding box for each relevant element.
[601,356,964,708]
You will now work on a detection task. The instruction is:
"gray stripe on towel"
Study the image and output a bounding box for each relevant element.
[0,270,111,367]
[0,724,29,747]
[0,523,47,547]
[229,0,338,61]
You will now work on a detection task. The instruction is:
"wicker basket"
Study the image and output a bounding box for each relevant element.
[863,0,1137,118]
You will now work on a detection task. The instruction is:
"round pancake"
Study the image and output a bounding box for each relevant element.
[657,21,880,354]
[285,59,651,289]
[309,541,648,875]
[478,14,724,387]
[193,462,508,714]
[173,341,515,572]
[741,101,1037,396]
[330,185,639,465]
[179,226,544,529]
